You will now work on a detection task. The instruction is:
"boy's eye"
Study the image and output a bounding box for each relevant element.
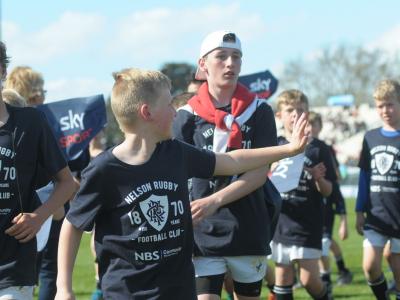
[232,55,241,60]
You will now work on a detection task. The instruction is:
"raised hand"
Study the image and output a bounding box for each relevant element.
[305,162,327,181]
[289,112,309,155]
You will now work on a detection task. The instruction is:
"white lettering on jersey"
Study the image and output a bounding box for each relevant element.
[134,251,160,261]
[124,182,153,204]
[152,181,178,192]
[202,128,214,138]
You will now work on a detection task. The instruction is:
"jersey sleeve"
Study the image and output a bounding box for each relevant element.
[356,169,370,212]
[172,108,195,144]
[179,141,215,179]
[66,159,105,231]
[253,102,277,148]
[321,142,337,183]
[358,135,371,171]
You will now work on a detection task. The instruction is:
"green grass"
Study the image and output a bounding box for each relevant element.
[49,198,391,299]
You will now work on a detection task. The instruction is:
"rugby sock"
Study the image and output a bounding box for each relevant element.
[313,285,329,300]
[267,284,275,294]
[320,271,332,297]
[396,289,400,300]
[367,274,388,300]
[96,279,101,290]
[273,285,293,300]
[335,255,347,272]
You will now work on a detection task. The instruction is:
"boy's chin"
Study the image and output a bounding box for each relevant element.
[159,133,172,142]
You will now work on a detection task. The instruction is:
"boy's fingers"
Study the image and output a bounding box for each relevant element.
[5,223,25,236]
[19,233,36,243]
[12,213,23,223]
[14,230,32,241]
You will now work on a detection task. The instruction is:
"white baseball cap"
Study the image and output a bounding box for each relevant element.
[195,30,242,80]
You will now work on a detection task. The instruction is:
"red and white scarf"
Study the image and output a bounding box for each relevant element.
[188,82,257,152]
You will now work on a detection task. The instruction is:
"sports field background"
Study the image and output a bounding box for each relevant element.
[49,198,391,300]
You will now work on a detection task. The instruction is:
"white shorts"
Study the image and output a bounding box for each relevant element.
[363,229,400,253]
[270,242,322,265]
[0,286,33,300]
[321,237,332,257]
[193,256,267,283]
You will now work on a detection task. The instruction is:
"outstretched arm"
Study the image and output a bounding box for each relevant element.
[214,113,308,176]
[55,219,83,300]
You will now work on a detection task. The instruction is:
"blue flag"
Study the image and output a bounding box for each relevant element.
[239,70,278,99]
[37,94,107,161]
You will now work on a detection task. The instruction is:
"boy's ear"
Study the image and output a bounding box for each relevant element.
[198,57,207,73]
[275,111,281,119]
[139,103,152,121]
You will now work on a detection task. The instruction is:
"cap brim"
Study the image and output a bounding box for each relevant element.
[194,67,207,81]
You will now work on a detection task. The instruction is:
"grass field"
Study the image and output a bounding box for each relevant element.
[54,198,392,300]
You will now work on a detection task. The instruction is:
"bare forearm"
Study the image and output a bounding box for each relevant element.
[215,144,295,176]
[57,220,83,292]
[34,168,76,223]
[210,166,268,207]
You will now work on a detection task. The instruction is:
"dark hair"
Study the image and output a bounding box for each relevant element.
[0,42,10,78]
[189,72,204,84]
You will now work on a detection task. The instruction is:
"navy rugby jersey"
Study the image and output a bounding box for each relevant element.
[173,99,277,256]
[0,104,66,289]
[273,137,336,249]
[67,140,215,299]
[358,128,400,238]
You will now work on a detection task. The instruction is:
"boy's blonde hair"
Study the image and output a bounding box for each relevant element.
[373,79,400,103]
[111,68,171,131]
[5,66,44,103]
[308,111,322,128]
[2,89,27,107]
[276,89,309,111]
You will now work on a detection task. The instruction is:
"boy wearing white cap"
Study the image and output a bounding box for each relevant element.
[173,30,278,300]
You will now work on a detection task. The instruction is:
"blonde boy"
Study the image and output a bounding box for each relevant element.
[356,79,400,300]
[55,69,308,300]
[271,90,336,300]
[5,66,46,106]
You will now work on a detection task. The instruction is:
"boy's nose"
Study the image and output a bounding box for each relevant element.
[226,55,234,66]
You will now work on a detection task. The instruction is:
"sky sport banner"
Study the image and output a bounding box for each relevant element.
[238,70,278,99]
[37,94,107,161]
[270,152,305,193]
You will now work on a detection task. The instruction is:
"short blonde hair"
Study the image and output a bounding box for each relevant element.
[2,89,27,107]
[308,111,322,128]
[373,79,400,103]
[111,68,171,131]
[276,89,309,112]
[5,66,44,104]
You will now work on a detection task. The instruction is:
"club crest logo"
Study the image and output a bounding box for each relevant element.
[139,194,169,231]
[375,152,394,175]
